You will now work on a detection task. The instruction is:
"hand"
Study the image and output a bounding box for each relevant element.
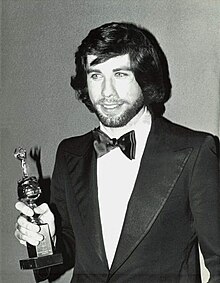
[15,201,55,246]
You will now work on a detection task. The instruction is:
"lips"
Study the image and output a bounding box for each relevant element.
[98,101,124,114]
[100,100,123,106]
[102,104,120,109]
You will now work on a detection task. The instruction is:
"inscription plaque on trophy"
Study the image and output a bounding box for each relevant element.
[14,147,63,270]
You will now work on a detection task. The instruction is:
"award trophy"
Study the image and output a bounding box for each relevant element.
[14,147,63,270]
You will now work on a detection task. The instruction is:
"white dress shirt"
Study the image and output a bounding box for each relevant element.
[97,107,152,267]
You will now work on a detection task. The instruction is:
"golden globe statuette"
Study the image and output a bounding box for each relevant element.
[14,147,63,270]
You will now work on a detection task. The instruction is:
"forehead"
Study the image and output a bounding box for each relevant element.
[86,54,131,70]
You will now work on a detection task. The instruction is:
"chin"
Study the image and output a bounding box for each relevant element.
[96,108,142,128]
[100,118,129,128]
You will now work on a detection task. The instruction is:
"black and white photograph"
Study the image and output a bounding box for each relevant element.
[1,1,220,282]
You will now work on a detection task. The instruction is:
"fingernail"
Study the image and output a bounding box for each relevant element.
[39,234,44,241]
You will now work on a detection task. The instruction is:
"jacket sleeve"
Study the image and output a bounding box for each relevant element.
[189,135,220,282]
[48,142,76,280]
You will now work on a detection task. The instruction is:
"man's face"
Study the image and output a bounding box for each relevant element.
[86,54,144,127]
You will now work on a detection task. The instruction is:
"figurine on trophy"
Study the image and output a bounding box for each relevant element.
[14,147,63,271]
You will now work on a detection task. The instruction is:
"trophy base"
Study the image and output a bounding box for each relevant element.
[20,253,63,270]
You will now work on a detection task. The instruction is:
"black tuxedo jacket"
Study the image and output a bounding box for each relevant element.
[50,116,220,283]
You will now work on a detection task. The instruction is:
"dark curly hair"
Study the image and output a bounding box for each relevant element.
[70,22,171,115]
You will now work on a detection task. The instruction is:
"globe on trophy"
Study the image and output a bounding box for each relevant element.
[14,147,63,270]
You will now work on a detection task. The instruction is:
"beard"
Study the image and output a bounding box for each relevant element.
[92,95,144,128]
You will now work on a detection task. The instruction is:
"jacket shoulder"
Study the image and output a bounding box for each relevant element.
[160,117,214,136]
[158,117,219,148]
[57,131,94,156]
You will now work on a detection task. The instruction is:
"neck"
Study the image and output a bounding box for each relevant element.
[100,107,146,138]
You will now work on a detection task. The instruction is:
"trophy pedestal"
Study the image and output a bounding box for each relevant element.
[20,223,63,270]
[20,253,63,270]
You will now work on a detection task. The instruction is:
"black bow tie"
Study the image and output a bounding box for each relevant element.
[92,128,136,160]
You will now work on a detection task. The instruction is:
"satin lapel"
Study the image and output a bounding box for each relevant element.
[110,118,193,276]
[64,143,108,269]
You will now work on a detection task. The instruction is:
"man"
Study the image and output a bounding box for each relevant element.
[15,22,220,283]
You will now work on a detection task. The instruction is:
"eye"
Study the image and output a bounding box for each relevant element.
[89,73,102,80]
[114,72,129,78]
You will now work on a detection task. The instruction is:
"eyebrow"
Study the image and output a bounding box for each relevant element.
[86,68,101,74]
[113,67,132,72]
[86,67,132,74]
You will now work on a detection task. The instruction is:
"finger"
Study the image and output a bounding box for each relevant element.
[17,215,40,233]
[15,228,26,244]
[19,239,27,246]
[15,201,33,217]
[15,229,40,246]
[34,203,50,215]
[38,209,54,227]
[34,204,55,237]
[15,223,42,246]
[18,225,44,242]
[14,226,27,246]
[39,213,53,225]
[34,204,54,222]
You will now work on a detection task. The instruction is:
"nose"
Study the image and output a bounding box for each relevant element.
[101,77,116,98]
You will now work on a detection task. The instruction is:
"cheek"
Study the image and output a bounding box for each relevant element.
[130,81,143,99]
[88,91,96,104]
[87,82,101,103]
[114,80,131,97]
[115,81,142,101]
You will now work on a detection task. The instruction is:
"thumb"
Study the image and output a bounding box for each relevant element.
[34,203,50,215]
[34,203,55,237]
